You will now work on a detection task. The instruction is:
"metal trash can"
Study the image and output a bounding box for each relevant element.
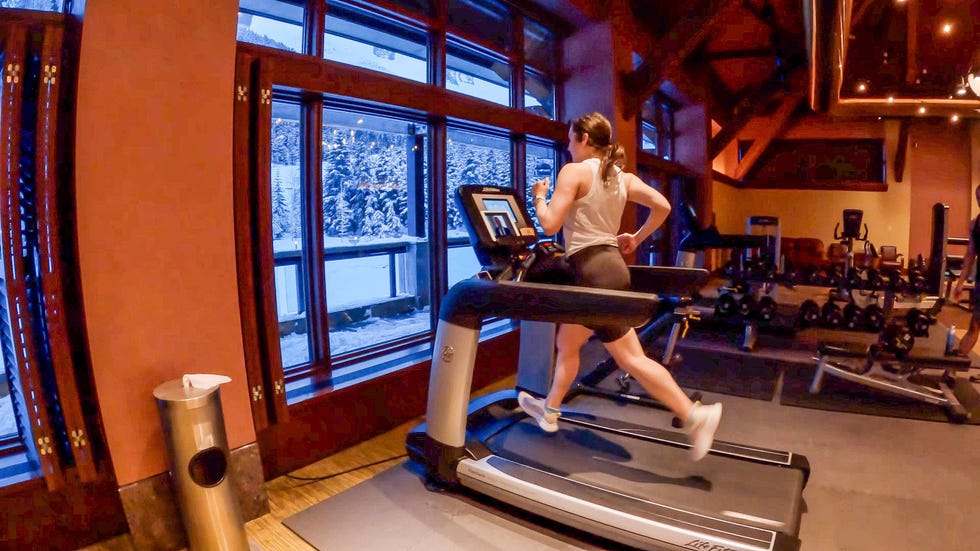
[154,375,250,551]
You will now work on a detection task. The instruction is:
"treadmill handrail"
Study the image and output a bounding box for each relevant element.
[439,278,660,330]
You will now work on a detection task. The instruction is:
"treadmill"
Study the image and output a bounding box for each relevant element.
[407,185,809,551]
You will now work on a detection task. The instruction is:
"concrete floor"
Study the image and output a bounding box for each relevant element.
[697,387,979,551]
[286,379,980,551]
[286,303,980,551]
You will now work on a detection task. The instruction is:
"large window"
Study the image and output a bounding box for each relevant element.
[640,94,675,160]
[267,99,431,388]
[324,3,429,83]
[446,41,510,107]
[237,0,304,52]
[236,0,564,411]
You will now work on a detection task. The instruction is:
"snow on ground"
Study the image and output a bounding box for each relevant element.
[280,308,432,368]
[0,394,15,437]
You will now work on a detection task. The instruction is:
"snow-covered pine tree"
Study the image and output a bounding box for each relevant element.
[271,178,291,239]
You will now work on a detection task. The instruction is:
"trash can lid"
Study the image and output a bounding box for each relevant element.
[153,378,220,408]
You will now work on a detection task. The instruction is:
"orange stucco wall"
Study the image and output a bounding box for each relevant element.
[74,0,252,486]
[907,120,973,258]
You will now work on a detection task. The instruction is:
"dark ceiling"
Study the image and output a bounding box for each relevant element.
[841,0,980,100]
[625,0,980,120]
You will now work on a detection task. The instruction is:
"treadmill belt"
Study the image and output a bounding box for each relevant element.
[483,418,804,536]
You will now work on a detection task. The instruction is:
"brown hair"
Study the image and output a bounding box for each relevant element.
[570,112,626,186]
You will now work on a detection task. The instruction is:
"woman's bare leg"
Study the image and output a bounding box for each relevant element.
[958,316,980,356]
[545,323,595,410]
[602,328,695,421]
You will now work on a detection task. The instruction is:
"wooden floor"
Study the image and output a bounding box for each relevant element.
[78,376,517,551]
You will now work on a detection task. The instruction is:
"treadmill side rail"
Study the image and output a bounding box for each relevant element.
[458,455,799,551]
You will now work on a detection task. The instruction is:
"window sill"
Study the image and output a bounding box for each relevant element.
[284,318,516,404]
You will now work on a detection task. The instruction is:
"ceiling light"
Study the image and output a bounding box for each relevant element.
[951,114,960,122]
[887,96,895,103]
[856,82,867,93]
[941,23,953,35]
[918,106,927,114]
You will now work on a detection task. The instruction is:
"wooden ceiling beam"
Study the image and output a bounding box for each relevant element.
[893,118,911,183]
[904,0,919,86]
[709,66,805,159]
[622,0,744,111]
[741,0,777,32]
[851,0,875,29]
[733,92,805,180]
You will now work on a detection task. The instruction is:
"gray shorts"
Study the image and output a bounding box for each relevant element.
[569,245,632,342]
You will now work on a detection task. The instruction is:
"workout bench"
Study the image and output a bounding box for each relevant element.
[810,341,972,422]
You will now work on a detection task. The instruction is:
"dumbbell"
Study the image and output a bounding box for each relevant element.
[882,268,905,292]
[721,261,738,279]
[824,269,842,288]
[879,323,915,359]
[738,295,757,317]
[864,269,883,291]
[804,268,823,286]
[863,304,885,332]
[821,301,843,328]
[757,296,777,322]
[908,271,927,294]
[715,292,738,317]
[905,308,934,337]
[846,268,863,290]
[842,303,864,330]
[799,299,821,327]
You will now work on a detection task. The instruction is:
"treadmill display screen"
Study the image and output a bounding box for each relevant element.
[475,194,534,242]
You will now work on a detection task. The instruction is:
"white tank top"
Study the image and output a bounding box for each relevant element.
[563,158,627,256]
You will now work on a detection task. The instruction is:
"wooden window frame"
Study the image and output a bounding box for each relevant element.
[0,7,127,549]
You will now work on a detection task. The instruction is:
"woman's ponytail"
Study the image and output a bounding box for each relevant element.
[599,143,626,187]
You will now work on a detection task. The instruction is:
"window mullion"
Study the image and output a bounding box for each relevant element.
[513,134,526,196]
[306,0,325,57]
[510,11,523,112]
[303,100,330,367]
[253,58,291,424]
[430,0,447,87]
[233,51,273,431]
[429,119,448,315]
[32,21,100,483]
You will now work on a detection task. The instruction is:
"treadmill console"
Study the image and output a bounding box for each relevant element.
[456,185,541,270]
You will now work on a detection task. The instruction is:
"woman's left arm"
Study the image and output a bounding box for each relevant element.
[618,173,671,254]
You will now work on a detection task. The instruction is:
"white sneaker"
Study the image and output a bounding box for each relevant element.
[684,402,722,461]
[517,391,560,433]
